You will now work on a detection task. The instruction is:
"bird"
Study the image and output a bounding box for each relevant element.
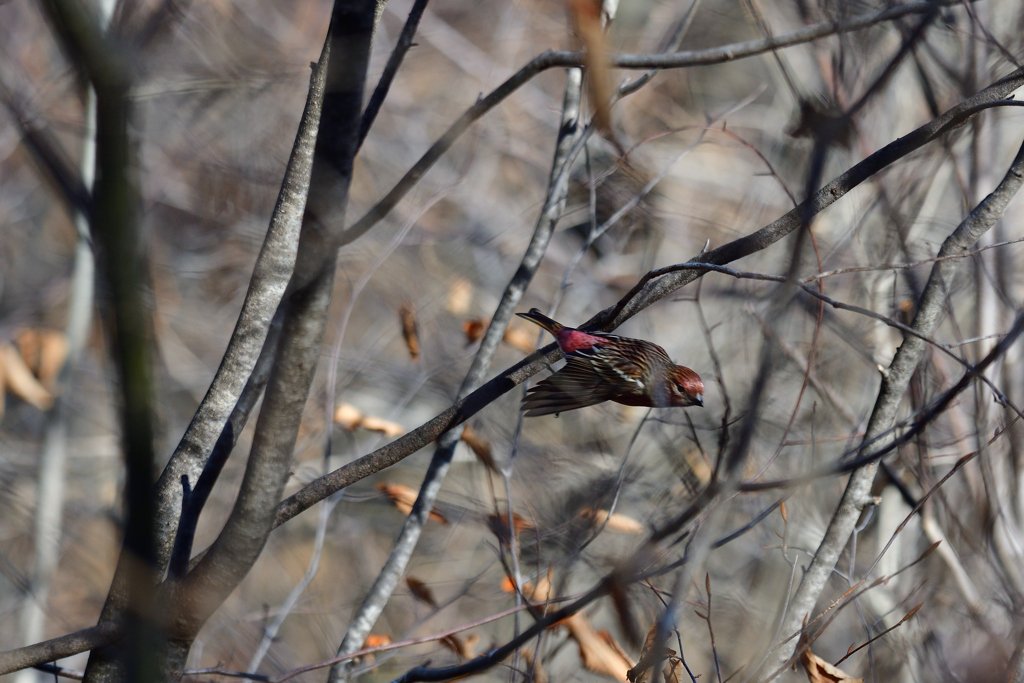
[516,308,703,417]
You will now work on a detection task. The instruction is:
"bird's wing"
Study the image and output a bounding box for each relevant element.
[521,359,616,416]
[569,337,671,393]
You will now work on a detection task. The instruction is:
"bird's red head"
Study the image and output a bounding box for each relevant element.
[669,366,704,407]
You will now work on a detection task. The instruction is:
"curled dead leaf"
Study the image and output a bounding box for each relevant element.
[460,424,497,471]
[582,508,644,533]
[16,328,68,390]
[799,636,863,683]
[567,0,614,137]
[564,611,632,682]
[463,318,485,345]
[501,567,553,605]
[377,484,448,524]
[355,633,392,669]
[334,403,403,438]
[628,623,681,683]
[399,303,420,361]
[0,344,53,411]
[440,633,480,660]
[362,634,392,649]
[520,649,549,683]
[406,577,437,608]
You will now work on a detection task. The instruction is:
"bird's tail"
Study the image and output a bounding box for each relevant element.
[516,308,566,335]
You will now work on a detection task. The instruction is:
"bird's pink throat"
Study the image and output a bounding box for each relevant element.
[556,329,607,353]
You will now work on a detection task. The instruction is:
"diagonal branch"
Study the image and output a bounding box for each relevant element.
[274,68,1024,528]
[759,132,1024,680]
[325,66,585,683]
[161,5,377,676]
[3,50,1023,683]
[341,0,965,247]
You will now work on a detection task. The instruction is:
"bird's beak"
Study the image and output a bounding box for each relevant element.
[695,393,703,406]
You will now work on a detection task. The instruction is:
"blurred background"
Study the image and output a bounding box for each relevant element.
[3,0,1024,681]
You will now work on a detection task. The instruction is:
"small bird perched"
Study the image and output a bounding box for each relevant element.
[516,308,703,417]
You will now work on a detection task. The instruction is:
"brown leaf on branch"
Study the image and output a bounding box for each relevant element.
[520,649,549,683]
[462,318,485,345]
[406,577,437,608]
[628,623,681,683]
[799,639,863,683]
[334,403,404,437]
[440,633,480,659]
[563,611,633,682]
[354,633,392,669]
[16,328,68,390]
[377,484,448,524]
[362,634,392,648]
[460,423,497,471]
[501,567,553,605]
[582,508,645,533]
[462,317,536,353]
[567,0,614,137]
[0,343,54,411]
[398,302,421,361]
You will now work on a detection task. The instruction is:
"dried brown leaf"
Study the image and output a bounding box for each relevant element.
[377,484,448,524]
[780,501,788,522]
[662,657,682,683]
[406,577,437,608]
[628,623,683,683]
[463,317,538,353]
[362,634,392,649]
[461,424,497,471]
[800,641,863,683]
[359,414,404,438]
[334,403,403,437]
[583,508,644,533]
[1,344,54,410]
[502,567,554,605]
[463,318,485,345]
[354,633,392,669]
[520,649,549,683]
[334,403,364,429]
[503,324,536,354]
[567,0,614,137]
[564,611,632,682]
[399,303,420,361]
[16,328,68,390]
[440,633,480,659]
[446,278,473,315]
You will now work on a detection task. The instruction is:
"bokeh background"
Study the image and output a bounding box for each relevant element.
[3,0,1024,681]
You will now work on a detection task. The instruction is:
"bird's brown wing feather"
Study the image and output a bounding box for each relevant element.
[571,338,669,392]
[521,358,616,416]
[522,339,675,416]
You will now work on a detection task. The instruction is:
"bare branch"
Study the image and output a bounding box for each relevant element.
[343,0,964,246]
[163,7,377,675]
[325,66,585,683]
[759,132,1024,680]
[274,69,1024,529]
